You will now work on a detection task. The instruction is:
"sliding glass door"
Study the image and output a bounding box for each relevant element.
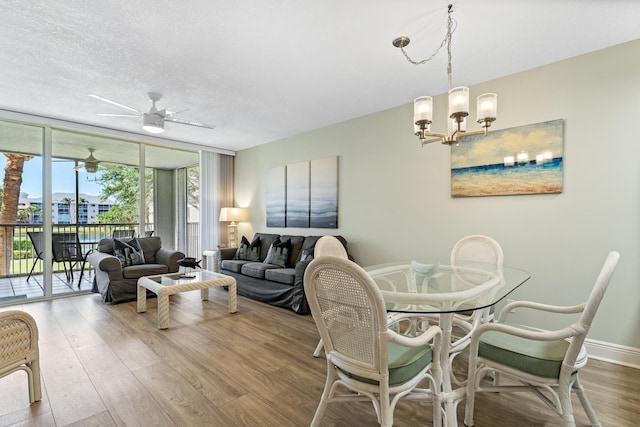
[0,117,200,306]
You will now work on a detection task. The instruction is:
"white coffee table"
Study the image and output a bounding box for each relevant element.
[137,269,237,329]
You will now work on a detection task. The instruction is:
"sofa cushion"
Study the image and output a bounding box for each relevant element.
[241,262,280,279]
[122,263,169,279]
[221,259,250,273]
[137,237,162,263]
[113,238,144,267]
[264,238,291,268]
[265,268,296,285]
[234,235,261,262]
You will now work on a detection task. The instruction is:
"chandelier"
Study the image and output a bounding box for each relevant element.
[393,4,497,146]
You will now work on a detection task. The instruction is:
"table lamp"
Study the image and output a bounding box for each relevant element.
[219,207,248,248]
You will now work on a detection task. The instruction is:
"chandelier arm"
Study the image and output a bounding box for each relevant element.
[457,129,489,139]
[421,136,446,147]
[423,131,449,139]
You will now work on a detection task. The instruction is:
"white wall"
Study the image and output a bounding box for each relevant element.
[234,39,640,349]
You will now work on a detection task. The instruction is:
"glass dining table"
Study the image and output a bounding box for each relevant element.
[364,260,531,427]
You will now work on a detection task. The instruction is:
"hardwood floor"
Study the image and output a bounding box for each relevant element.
[1,289,638,426]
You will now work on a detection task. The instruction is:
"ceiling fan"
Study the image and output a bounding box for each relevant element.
[74,148,100,173]
[89,92,215,134]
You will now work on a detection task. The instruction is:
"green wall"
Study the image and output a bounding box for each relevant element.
[234,39,640,350]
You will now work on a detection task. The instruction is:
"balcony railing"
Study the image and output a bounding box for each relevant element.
[0,223,197,278]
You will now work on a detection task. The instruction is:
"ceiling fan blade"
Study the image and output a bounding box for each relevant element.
[165,106,189,116]
[165,117,216,129]
[89,94,142,114]
[74,163,84,171]
[97,113,141,117]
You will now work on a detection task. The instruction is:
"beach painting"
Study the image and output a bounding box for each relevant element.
[266,166,286,227]
[310,156,338,228]
[451,119,564,197]
[286,161,310,227]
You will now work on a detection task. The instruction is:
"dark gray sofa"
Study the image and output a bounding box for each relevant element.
[215,233,350,314]
[87,236,185,303]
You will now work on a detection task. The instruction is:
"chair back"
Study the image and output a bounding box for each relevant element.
[451,235,504,287]
[0,310,39,367]
[27,231,45,258]
[451,234,503,267]
[304,256,389,381]
[564,251,620,366]
[51,232,83,262]
[314,235,348,259]
[113,229,135,239]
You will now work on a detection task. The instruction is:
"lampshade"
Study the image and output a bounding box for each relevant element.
[219,207,248,222]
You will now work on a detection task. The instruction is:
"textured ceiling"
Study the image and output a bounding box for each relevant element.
[1,1,639,153]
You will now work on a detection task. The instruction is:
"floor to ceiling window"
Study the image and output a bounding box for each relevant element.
[0,121,44,302]
[0,117,200,305]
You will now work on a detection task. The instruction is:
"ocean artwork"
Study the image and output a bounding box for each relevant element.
[266,156,339,229]
[451,119,564,197]
[266,166,286,227]
[286,161,310,227]
[310,156,338,228]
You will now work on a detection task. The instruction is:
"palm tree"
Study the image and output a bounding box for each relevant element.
[24,205,42,223]
[0,153,33,275]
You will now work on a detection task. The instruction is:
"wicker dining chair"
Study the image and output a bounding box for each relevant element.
[304,255,442,427]
[0,310,41,403]
[447,235,504,376]
[464,251,620,427]
[311,236,349,357]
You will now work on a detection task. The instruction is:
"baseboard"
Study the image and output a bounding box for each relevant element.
[585,338,640,369]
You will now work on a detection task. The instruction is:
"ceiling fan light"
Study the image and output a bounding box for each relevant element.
[85,162,99,173]
[142,113,165,133]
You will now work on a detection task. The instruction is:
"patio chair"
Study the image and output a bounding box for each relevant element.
[464,251,620,427]
[26,231,45,281]
[304,255,442,427]
[112,229,135,239]
[0,310,41,403]
[51,232,87,283]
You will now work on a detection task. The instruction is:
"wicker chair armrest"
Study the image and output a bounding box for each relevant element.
[498,300,585,322]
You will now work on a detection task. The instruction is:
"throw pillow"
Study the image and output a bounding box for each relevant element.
[234,236,252,260]
[264,238,291,268]
[113,238,144,267]
[246,235,261,261]
[129,237,145,262]
[300,245,315,261]
[234,235,261,261]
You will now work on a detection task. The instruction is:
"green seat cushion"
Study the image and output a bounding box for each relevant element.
[338,341,433,386]
[478,330,569,378]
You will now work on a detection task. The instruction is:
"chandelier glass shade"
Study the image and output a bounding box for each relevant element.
[395,4,498,146]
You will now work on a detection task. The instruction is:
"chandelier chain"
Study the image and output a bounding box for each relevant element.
[398,5,456,79]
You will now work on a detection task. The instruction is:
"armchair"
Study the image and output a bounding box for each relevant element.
[0,310,41,403]
[304,255,442,427]
[87,236,184,303]
[464,251,620,427]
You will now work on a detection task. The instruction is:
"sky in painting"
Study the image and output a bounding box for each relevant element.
[450,120,564,169]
